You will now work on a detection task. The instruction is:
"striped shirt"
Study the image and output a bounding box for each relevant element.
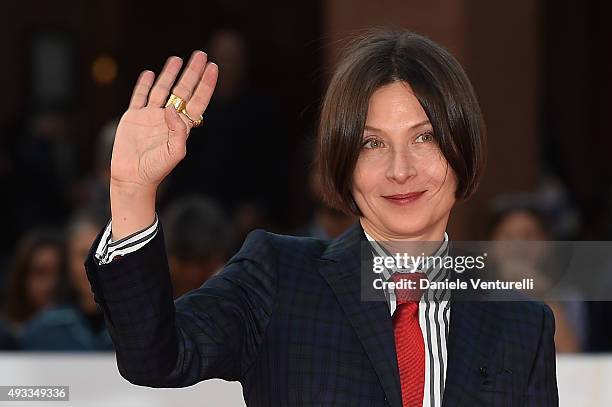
[94,218,450,407]
[363,230,450,407]
[94,215,159,264]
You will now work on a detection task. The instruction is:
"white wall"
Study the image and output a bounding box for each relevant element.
[0,353,609,406]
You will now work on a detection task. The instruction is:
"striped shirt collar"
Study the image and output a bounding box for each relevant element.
[363,228,450,283]
[363,228,452,308]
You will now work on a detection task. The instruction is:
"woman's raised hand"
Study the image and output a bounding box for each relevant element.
[110,51,218,194]
[108,51,218,240]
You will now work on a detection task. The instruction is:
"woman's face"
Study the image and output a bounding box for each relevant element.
[490,210,549,266]
[27,245,61,310]
[491,210,547,241]
[352,81,457,241]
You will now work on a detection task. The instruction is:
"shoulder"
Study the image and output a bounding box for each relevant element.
[493,300,555,344]
[499,299,554,323]
[24,306,82,331]
[227,228,330,265]
[22,307,83,345]
[202,229,330,295]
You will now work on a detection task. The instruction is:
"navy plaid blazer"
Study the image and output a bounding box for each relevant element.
[84,221,558,406]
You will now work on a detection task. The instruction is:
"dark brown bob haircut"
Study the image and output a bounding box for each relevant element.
[316,28,486,216]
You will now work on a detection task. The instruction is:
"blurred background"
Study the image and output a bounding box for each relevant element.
[0,0,610,405]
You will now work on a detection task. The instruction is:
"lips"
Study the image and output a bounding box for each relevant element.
[382,191,426,205]
[383,191,426,199]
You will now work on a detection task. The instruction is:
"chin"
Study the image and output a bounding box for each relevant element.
[379,217,430,239]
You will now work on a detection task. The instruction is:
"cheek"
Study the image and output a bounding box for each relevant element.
[353,157,383,195]
[422,154,457,193]
[27,274,55,303]
[422,152,446,178]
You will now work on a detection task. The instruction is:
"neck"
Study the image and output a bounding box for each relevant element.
[359,217,448,257]
[359,217,447,242]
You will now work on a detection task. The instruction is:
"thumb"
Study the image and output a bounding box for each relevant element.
[164,106,188,160]
[164,105,188,136]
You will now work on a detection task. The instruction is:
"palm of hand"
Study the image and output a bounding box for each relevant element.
[111,107,183,189]
[109,51,218,192]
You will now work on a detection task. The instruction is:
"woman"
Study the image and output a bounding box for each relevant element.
[22,211,113,351]
[84,29,558,406]
[4,228,62,333]
[487,203,585,353]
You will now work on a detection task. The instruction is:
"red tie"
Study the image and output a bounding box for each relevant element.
[391,272,425,407]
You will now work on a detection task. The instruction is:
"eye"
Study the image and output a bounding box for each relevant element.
[415,132,435,143]
[362,138,385,149]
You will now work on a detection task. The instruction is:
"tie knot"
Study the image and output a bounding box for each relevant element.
[391,272,426,305]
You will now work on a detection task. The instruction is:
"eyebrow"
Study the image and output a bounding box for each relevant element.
[364,120,431,133]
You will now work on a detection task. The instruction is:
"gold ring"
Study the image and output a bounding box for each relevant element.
[180,108,204,128]
[165,94,186,111]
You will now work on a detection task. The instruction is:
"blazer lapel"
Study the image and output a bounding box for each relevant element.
[317,222,402,407]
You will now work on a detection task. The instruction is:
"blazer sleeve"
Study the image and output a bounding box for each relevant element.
[84,222,278,387]
[524,303,559,406]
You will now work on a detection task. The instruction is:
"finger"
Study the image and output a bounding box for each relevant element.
[129,70,155,109]
[165,107,188,160]
[165,104,192,133]
[171,50,207,102]
[184,62,219,118]
[147,56,183,107]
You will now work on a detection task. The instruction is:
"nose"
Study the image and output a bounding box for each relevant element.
[385,147,417,184]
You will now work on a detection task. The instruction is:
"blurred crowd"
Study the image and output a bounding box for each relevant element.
[0,29,610,354]
[0,29,342,352]
[0,100,352,351]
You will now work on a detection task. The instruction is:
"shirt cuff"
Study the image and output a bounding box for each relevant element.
[94,213,159,265]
